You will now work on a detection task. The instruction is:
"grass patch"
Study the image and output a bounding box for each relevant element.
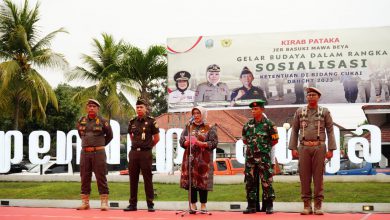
[0,182,389,202]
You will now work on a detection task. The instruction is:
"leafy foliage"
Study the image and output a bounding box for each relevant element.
[0,0,68,129]
[120,44,167,114]
[67,33,136,120]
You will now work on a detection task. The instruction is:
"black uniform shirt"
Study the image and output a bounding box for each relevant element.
[231,86,267,103]
[128,116,160,149]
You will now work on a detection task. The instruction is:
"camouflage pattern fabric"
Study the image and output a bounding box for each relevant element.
[242,118,278,202]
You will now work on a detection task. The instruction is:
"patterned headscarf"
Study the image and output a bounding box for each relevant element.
[192,106,207,123]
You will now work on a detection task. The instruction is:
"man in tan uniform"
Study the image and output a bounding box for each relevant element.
[76,99,113,211]
[288,87,336,215]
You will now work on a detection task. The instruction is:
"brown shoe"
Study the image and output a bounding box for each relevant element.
[77,194,90,210]
[314,208,324,215]
[100,194,109,211]
[314,200,323,215]
[300,200,312,215]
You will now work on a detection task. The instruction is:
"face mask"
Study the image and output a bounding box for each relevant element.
[88,111,97,118]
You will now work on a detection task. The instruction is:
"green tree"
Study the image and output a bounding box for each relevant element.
[67,33,136,120]
[22,84,82,156]
[149,78,167,116]
[0,0,68,129]
[120,44,167,113]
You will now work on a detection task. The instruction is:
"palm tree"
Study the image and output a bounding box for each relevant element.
[0,0,68,129]
[67,33,137,120]
[120,45,167,106]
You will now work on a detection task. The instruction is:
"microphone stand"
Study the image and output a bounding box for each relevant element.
[176,119,210,216]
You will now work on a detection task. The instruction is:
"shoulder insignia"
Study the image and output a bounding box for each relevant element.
[154,120,159,128]
[79,116,87,125]
[105,121,109,127]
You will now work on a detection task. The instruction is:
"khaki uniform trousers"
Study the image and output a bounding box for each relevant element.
[298,145,326,203]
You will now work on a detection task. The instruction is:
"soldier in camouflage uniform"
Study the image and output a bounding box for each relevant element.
[242,100,279,214]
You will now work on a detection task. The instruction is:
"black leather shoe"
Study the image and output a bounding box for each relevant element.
[243,208,256,214]
[147,206,155,212]
[123,205,137,211]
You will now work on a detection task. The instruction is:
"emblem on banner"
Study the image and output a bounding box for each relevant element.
[221,39,232,47]
[205,39,214,48]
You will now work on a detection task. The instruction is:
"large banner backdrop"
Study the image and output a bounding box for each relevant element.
[167,26,390,112]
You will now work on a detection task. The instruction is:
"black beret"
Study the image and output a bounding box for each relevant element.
[136,97,147,105]
[174,71,191,81]
[240,66,253,77]
[87,99,100,107]
[206,64,220,72]
[249,99,266,108]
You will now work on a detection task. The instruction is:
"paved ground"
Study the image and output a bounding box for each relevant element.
[0,206,389,220]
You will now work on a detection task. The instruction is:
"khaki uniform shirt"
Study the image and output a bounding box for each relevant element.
[77,115,113,147]
[195,82,230,102]
[288,106,336,150]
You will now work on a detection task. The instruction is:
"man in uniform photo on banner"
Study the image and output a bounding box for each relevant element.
[230,66,268,106]
[195,64,230,102]
[168,70,195,103]
[179,106,218,213]
[124,98,160,212]
[76,99,113,211]
[242,100,279,214]
[289,87,336,215]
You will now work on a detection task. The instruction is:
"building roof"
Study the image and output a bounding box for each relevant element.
[156,107,299,143]
[362,105,390,110]
[363,123,390,143]
[361,104,390,143]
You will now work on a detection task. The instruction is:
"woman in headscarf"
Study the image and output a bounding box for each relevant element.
[168,71,195,103]
[179,106,218,212]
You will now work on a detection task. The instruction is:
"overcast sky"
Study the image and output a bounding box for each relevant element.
[17,0,390,87]
[11,0,390,128]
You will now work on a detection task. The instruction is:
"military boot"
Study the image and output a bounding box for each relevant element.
[259,197,266,212]
[256,202,261,212]
[100,194,109,211]
[243,202,256,214]
[314,200,324,215]
[76,194,90,210]
[300,200,313,215]
[265,199,274,214]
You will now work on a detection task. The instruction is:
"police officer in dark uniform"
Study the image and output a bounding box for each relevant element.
[231,67,268,106]
[124,98,160,212]
[242,100,278,214]
[76,99,113,211]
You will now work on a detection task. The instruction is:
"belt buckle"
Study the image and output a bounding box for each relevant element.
[136,148,141,151]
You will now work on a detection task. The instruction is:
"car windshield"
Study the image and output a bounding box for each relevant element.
[231,159,244,169]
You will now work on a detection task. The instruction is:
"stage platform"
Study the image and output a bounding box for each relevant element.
[0,207,389,220]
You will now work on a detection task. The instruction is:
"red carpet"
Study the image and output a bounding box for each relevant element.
[0,207,388,220]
